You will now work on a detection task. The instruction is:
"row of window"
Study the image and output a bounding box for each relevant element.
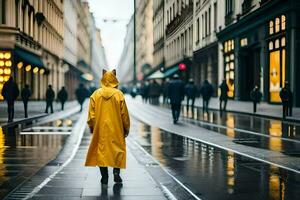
[166,0,190,25]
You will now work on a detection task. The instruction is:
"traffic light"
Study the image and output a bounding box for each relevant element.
[178,63,186,71]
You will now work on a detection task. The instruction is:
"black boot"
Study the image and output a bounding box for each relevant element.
[113,168,122,183]
[99,167,108,185]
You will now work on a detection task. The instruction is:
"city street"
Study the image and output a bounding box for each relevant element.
[0,97,299,199]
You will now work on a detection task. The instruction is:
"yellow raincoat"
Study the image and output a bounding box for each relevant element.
[85,71,130,169]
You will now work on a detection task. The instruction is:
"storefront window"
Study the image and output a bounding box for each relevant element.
[268,15,286,103]
[0,51,12,100]
[269,21,274,35]
[224,39,235,98]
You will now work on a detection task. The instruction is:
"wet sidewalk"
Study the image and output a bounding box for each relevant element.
[29,130,167,200]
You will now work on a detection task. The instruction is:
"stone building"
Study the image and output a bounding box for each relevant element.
[135,0,154,80]
[0,0,64,100]
[217,0,300,105]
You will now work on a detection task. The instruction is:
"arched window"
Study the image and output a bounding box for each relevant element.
[269,21,274,35]
[281,15,286,30]
[275,18,280,33]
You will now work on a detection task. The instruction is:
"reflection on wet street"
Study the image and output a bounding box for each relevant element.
[133,120,300,200]
[0,114,79,199]
[160,104,300,154]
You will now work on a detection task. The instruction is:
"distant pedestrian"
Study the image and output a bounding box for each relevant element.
[1,77,19,122]
[168,74,185,124]
[75,83,90,111]
[250,86,262,113]
[149,80,161,105]
[45,85,55,113]
[219,80,229,114]
[21,84,31,118]
[85,69,130,185]
[280,82,293,118]
[57,86,68,110]
[200,80,214,113]
[162,79,170,104]
[185,78,198,113]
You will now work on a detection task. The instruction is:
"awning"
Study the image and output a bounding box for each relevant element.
[147,66,179,80]
[15,48,43,67]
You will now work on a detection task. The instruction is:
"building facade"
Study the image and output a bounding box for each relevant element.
[0,0,64,100]
[193,0,222,92]
[117,16,134,84]
[217,0,300,106]
[164,0,194,81]
[135,0,154,80]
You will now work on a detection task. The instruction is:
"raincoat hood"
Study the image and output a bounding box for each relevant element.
[100,71,120,99]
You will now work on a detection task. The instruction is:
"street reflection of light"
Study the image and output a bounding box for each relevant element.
[5,61,12,67]
[56,120,62,127]
[17,62,23,69]
[25,65,31,72]
[0,127,8,181]
[209,112,214,123]
[268,172,284,200]
[39,68,45,74]
[193,108,197,119]
[227,152,235,194]
[203,112,208,121]
[63,119,72,126]
[226,113,235,138]
[151,127,165,165]
[33,67,39,74]
[269,121,282,151]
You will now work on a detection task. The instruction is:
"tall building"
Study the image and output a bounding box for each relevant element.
[135,0,154,80]
[164,0,194,81]
[0,0,64,100]
[117,16,134,84]
[217,0,300,106]
[193,0,222,91]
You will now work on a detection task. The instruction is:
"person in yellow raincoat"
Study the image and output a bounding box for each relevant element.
[85,69,130,185]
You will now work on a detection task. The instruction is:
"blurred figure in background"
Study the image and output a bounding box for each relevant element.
[162,79,170,105]
[185,78,198,113]
[250,85,262,113]
[76,83,90,112]
[45,85,55,114]
[219,80,229,114]
[57,86,68,110]
[200,80,214,114]
[149,80,161,105]
[21,84,31,118]
[1,77,19,122]
[280,82,293,118]
[168,74,185,124]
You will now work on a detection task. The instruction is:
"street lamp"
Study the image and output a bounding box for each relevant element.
[133,0,137,85]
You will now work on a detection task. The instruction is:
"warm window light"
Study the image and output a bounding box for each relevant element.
[5,61,12,67]
[0,53,3,59]
[0,61,4,67]
[33,67,39,73]
[25,65,31,72]
[17,62,23,69]
[0,76,3,82]
[4,69,11,75]
[4,76,9,81]
[0,69,3,74]
[4,52,11,59]
[39,68,45,74]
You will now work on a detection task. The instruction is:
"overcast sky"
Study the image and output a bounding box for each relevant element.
[88,0,134,69]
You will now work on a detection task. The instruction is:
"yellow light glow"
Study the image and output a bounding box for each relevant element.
[4,52,11,59]
[0,77,3,82]
[4,76,9,81]
[17,62,23,69]
[39,69,45,74]
[4,69,11,75]
[63,119,73,126]
[5,61,12,67]
[33,67,39,74]
[0,69,3,74]
[25,65,31,72]
[0,53,3,59]
[0,61,4,67]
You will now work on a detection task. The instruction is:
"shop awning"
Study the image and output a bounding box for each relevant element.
[15,49,43,67]
[147,66,179,80]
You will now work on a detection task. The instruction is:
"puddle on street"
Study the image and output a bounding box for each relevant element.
[133,121,300,200]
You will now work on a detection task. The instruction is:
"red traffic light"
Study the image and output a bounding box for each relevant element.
[178,63,186,71]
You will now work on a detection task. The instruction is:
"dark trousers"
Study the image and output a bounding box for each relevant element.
[45,101,53,113]
[219,99,227,112]
[186,97,195,112]
[23,100,28,118]
[99,167,120,177]
[61,101,65,110]
[282,102,289,118]
[202,100,209,113]
[7,101,14,122]
[253,102,257,113]
[171,104,181,122]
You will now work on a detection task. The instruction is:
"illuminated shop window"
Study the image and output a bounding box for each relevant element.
[269,21,274,35]
[0,51,12,100]
[223,39,235,98]
[240,38,248,47]
[268,15,286,103]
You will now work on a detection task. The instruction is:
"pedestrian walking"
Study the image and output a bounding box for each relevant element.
[45,85,55,113]
[57,86,68,110]
[200,80,214,114]
[85,69,130,185]
[75,83,90,111]
[162,79,170,104]
[280,82,293,118]
[21,84,31,118]
[148,80,161,105]
[1,77,19,122]
[219,80,229,114]
[250,86,262,113]
[185,78,198,113]
[168,74,185,124]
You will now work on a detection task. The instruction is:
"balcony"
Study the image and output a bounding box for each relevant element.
[242,0,254,15]
[225,12,234,26]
